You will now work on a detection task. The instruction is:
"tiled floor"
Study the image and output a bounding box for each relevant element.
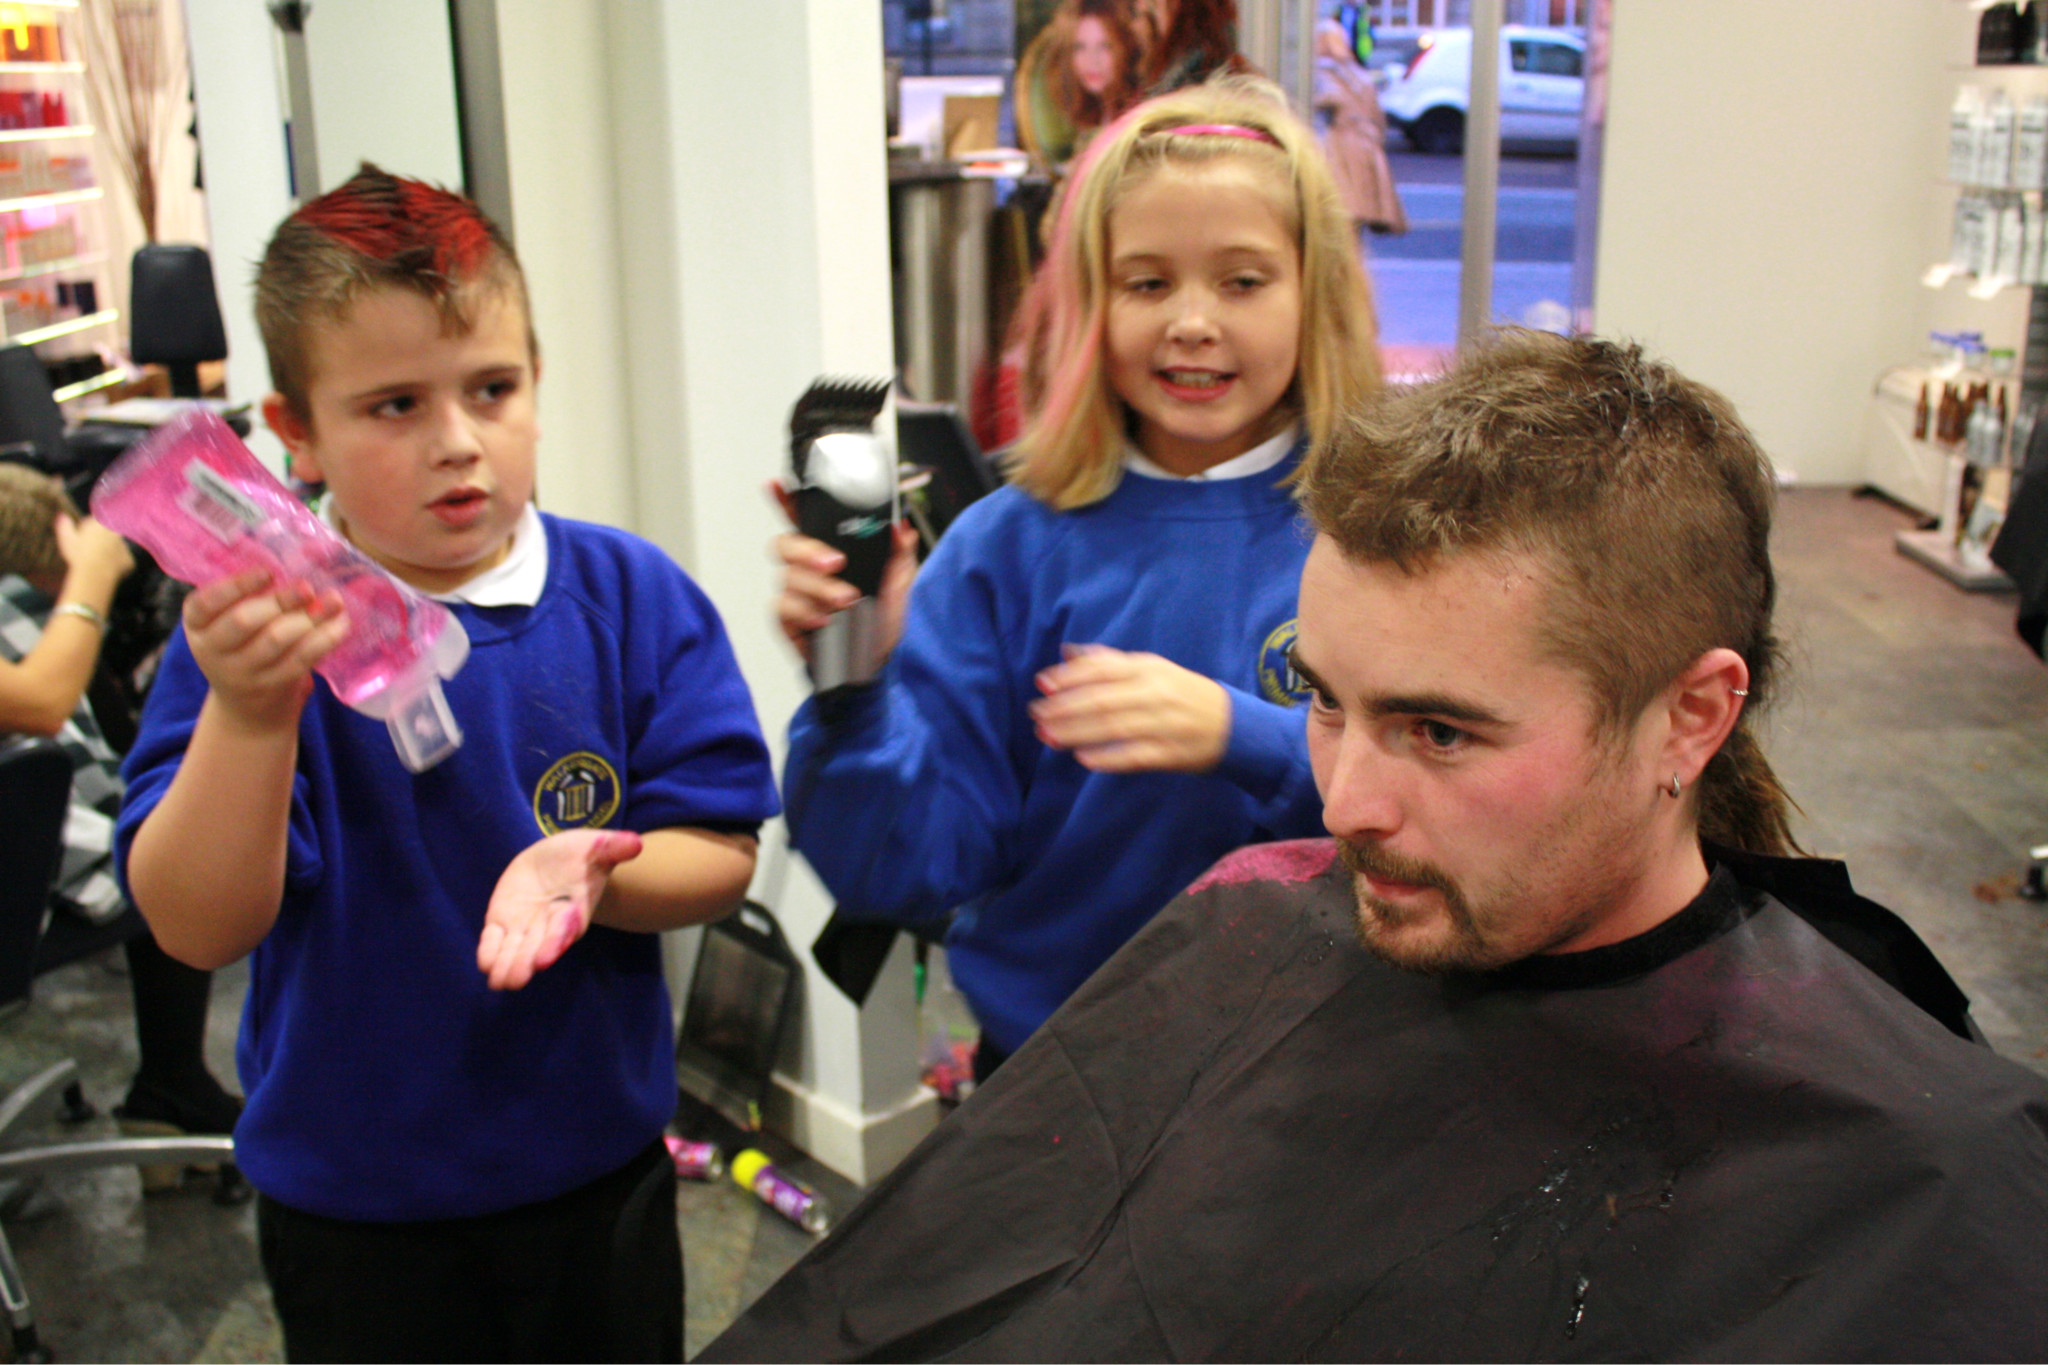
[0,487,2042,1363]
[1763,489,2048,1072]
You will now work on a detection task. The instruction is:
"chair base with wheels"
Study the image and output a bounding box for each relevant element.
[0,1059,234,1362]
[0,738,239,1361]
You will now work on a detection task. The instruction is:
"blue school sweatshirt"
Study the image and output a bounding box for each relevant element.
[786,451,1322,1054]
[115,515,779,1221]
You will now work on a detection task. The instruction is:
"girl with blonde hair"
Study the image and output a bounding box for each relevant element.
[776,77,1380,1076]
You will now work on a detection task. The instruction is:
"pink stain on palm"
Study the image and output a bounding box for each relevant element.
[548,906,584,963]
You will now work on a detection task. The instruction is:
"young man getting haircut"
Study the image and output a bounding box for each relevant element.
[705,330,2048,1363]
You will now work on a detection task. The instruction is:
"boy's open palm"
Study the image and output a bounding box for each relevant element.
[480,829,645,990]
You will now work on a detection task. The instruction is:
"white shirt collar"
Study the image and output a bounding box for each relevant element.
[1123,425,1300,481]
[317,499,548,607]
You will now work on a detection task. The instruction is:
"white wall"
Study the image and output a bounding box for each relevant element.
[1594,1,1958,483]
[182,0,295,473]
[494,0,633,529]
[302,0,464,194]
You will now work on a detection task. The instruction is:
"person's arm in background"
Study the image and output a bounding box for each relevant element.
[0,513,132,735]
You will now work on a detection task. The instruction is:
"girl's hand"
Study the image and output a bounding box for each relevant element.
[182,570,350,731]
[479,829,645,990]
[768,480,919,664]
[53,511,134,594]
[1030,644,1232,773]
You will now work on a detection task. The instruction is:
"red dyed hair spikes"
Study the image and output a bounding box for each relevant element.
[292,168,497,280]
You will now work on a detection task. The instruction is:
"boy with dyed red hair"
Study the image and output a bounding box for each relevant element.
[114,164,778,1361]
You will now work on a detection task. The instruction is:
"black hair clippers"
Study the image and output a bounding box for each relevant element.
[790,377,897,693]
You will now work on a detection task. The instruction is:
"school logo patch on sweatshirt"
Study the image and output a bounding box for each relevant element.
[1257,619,1312,707]
[533,751,623,834]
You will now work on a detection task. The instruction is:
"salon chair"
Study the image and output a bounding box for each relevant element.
[0,736,233,1363]
[129,245,229,400]
[0,343,135,509]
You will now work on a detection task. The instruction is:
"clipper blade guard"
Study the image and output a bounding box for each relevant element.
[789,377,897,693]
[92,411,469,771]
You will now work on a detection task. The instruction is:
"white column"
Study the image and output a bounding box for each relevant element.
[181,0,296,473]
[1458,0,1502,345]
[646,0,935,1181]
[300,0,465,196]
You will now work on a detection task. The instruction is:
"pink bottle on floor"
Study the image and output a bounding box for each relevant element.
[92,410,469,771]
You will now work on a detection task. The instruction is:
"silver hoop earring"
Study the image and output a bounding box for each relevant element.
[1730,688,1750,697]
[1667,774,1683,799]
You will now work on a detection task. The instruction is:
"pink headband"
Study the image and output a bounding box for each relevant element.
[1162,123,1281,146]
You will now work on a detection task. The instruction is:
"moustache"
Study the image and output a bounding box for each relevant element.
[1336,839,1457,899]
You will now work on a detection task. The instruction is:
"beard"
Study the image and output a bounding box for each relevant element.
[1337,838,1521,975]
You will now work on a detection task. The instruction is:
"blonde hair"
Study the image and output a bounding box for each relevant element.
[0,463,75,582]
[1011,75,1381,510]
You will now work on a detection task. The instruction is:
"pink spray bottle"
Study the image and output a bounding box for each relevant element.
[93,410,469,772]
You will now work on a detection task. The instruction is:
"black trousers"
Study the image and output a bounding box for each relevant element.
[257,1137,682,1364]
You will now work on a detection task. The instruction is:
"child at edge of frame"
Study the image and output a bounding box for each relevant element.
[111,163,780,1364]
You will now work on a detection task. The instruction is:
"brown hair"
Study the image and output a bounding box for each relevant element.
[1011,75,1380,510]
[255,162,531,425]
[0,463,75,582]
[1297,328,1801,857]
[1052,0,1144,131]
[1139,0,1239,91]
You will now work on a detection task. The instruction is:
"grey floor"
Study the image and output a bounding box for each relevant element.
[0,487,2042,1363]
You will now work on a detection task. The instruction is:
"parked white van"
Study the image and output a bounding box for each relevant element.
[1381,25,1586,155]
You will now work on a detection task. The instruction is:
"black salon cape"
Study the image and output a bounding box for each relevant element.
[704,841,2048,1362]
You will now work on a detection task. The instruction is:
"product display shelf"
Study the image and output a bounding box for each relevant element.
[1871,9,2039,586]
[0,185,97,215]
[10,305,112,347]
[49,365,118,403]
[0,123,88,145]
[1866,367,1955,518]
[0,248,100,283]
[0,0,117,405]
[1863,368,2020,599]
[1896,526,2016,589]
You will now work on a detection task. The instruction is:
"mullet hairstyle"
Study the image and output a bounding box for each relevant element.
[1296,328,1801,857]
[1012,75,1380,511]
[254,162,532,426]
